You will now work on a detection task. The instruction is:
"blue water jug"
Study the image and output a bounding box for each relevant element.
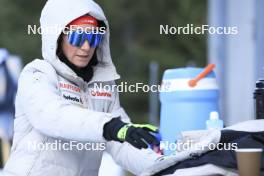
[159,65,219,154]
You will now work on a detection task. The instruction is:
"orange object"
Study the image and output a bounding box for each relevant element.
[188,64,216,87]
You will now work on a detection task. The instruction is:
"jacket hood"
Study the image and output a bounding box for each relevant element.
[40,0,120,83]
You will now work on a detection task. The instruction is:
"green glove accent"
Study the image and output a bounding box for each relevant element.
[103,118,160,149]
[131,124,159,132]
[117,123,158,141]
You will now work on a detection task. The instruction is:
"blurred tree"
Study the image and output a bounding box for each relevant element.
[0,0,46,60]
[0,0,207,123]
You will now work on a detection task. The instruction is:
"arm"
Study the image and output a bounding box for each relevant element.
[105,85,160,175]
[107,141,160,175]
[17,62,114,142]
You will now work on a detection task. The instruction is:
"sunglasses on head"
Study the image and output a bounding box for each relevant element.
[67,30,103,48]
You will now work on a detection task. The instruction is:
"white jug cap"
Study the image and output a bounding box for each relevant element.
[210,111,219,120]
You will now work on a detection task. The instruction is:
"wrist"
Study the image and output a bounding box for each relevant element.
[117,124,133,141]
[103,117,127,141]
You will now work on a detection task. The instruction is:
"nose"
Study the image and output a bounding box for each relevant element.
[80,40,91,51]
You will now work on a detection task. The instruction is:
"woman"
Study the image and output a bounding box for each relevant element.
[4,0,161,175]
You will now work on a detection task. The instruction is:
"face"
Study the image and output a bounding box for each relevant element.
[61,24,96,68]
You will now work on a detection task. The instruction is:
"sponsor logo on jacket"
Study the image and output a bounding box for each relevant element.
[63,94,83,104]
[59,82,81,93]
[90,90,112,98]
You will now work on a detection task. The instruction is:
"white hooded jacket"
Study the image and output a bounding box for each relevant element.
[3,0,159,175]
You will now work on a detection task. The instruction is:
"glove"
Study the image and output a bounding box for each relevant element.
[103,118,160,149]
